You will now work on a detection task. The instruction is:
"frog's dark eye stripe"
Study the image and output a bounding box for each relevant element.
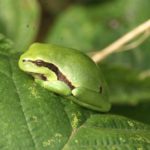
[23,59,75,90]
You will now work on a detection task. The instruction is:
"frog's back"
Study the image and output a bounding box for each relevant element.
[28,43,101,90]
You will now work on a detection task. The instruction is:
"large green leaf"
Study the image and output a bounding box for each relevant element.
[0,54,71,150]
[63,115,150,150]
[0,0,40,52]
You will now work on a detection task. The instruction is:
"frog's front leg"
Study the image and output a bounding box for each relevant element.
[71,87,111,112]
[35,79,72,96]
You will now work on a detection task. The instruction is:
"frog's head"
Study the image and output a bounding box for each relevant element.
[18,44,57,81]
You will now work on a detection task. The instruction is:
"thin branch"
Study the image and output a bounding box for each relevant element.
[116,29,150,52]
[91,19,150,63]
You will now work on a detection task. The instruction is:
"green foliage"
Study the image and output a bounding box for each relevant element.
[0,0,150,149]
[63,115,150,150]
[100,63,150,104]
[0,0,40,52]
[46,0,149,52]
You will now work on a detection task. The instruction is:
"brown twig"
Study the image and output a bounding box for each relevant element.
[91,19,150,63]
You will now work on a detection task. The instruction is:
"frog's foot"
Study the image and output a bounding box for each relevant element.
[35,79,72,96]
[71,87,111,112]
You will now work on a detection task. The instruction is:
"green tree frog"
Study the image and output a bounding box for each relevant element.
[19,43,111,112]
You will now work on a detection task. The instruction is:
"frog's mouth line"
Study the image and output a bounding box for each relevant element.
[23,59,75,90]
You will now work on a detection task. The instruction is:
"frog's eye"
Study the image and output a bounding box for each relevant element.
[34,60,44,66]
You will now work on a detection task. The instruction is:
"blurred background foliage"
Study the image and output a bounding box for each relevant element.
[0,0,150,125]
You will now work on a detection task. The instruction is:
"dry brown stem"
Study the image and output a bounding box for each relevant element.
[91,19,150,63]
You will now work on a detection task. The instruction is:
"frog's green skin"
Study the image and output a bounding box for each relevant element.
[19,43,111,112]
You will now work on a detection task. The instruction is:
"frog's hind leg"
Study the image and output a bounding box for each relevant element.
[71,87,111,112]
